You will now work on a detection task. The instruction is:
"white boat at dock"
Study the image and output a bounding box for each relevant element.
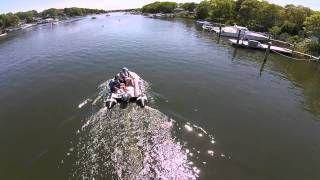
[6,27,20,32]
[146,13,175,18]
[0,33,8,38]
[20,23,34,29]
[213,25,268,41]
[202,24,214,31]
[196,20,211,25]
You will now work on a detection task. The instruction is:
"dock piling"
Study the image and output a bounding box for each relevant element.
[236,30,242,45]
[292,43,296,57]
[263,42,272,62]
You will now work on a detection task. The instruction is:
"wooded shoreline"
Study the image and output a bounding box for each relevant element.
[140,1,320,57]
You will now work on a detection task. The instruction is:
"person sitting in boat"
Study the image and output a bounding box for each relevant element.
[109,75,121,93]
[119,67,134,86]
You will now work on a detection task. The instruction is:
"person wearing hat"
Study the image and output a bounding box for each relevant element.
[119,67,134,86]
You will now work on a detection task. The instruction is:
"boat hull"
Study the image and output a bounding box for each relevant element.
[105,71,147,109]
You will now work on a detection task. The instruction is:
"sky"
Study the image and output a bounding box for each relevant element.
[0,0,319,14]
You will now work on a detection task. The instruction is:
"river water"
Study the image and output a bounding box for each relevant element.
[1,13,320,180]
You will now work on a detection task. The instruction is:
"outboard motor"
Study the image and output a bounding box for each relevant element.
[122,94,130,103]
[106,97,117,109]
[137,95,147,108]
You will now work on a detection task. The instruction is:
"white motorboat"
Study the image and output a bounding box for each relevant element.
[202,24,213,31]
[20,24,34,29]
[196,20,211,25]
[244,31,268,41]
[106,68,147,109]
[0,33,7,38]
[213,25,268,41]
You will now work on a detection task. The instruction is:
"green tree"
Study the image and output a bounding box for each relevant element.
[269,26,281,36]
[41,8,60,18]
[0,16,4,32]
[281,20,299,35]
[281,5,313,31]
[159,2,177,13]
[304,12,320,36]
[238,0,262,28]
[235,0,244,12]
[141,2,177,14]
[64,7,84,17]
[256,2,282,31]
[3,13,20,27]
[180,3,198,12]
[208,0,235,23]
[196,0,210,19]
[15,10,38,23]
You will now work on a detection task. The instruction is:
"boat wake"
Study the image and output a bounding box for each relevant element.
[70,79,225,179]
[72,105,197,179]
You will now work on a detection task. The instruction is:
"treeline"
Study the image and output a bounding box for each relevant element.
[141,2,178,14]
[41,8,106,18]
[141,2,198,14]
[0,7,106,32]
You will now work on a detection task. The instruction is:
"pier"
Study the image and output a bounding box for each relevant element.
[229,39,293,55]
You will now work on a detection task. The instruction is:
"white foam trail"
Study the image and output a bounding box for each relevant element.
[92,95,101,105]
[184,124,193,131]
[78,98,92,109]
[73,105,197,179]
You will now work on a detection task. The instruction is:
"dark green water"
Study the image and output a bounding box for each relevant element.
[0,13,320,180]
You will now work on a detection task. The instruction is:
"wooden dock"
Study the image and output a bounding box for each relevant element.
[229,39,293,55]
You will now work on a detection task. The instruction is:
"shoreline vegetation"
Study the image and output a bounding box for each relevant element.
[140,1,320,57]
[0,1,319,57]
[0,8,106,34]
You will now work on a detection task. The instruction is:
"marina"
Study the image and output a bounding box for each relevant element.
[195,21,319,61]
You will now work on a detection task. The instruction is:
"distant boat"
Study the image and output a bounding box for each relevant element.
[20,24,34,29]
[37,18,57,24]
[6,27,20,32]
[92,17,97,19]
[0,33,7,38]
[213,25,268,41]
[196,20,211,25]
[106,14,110,17]
[52,21,59,25]
[202,24,214,31]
